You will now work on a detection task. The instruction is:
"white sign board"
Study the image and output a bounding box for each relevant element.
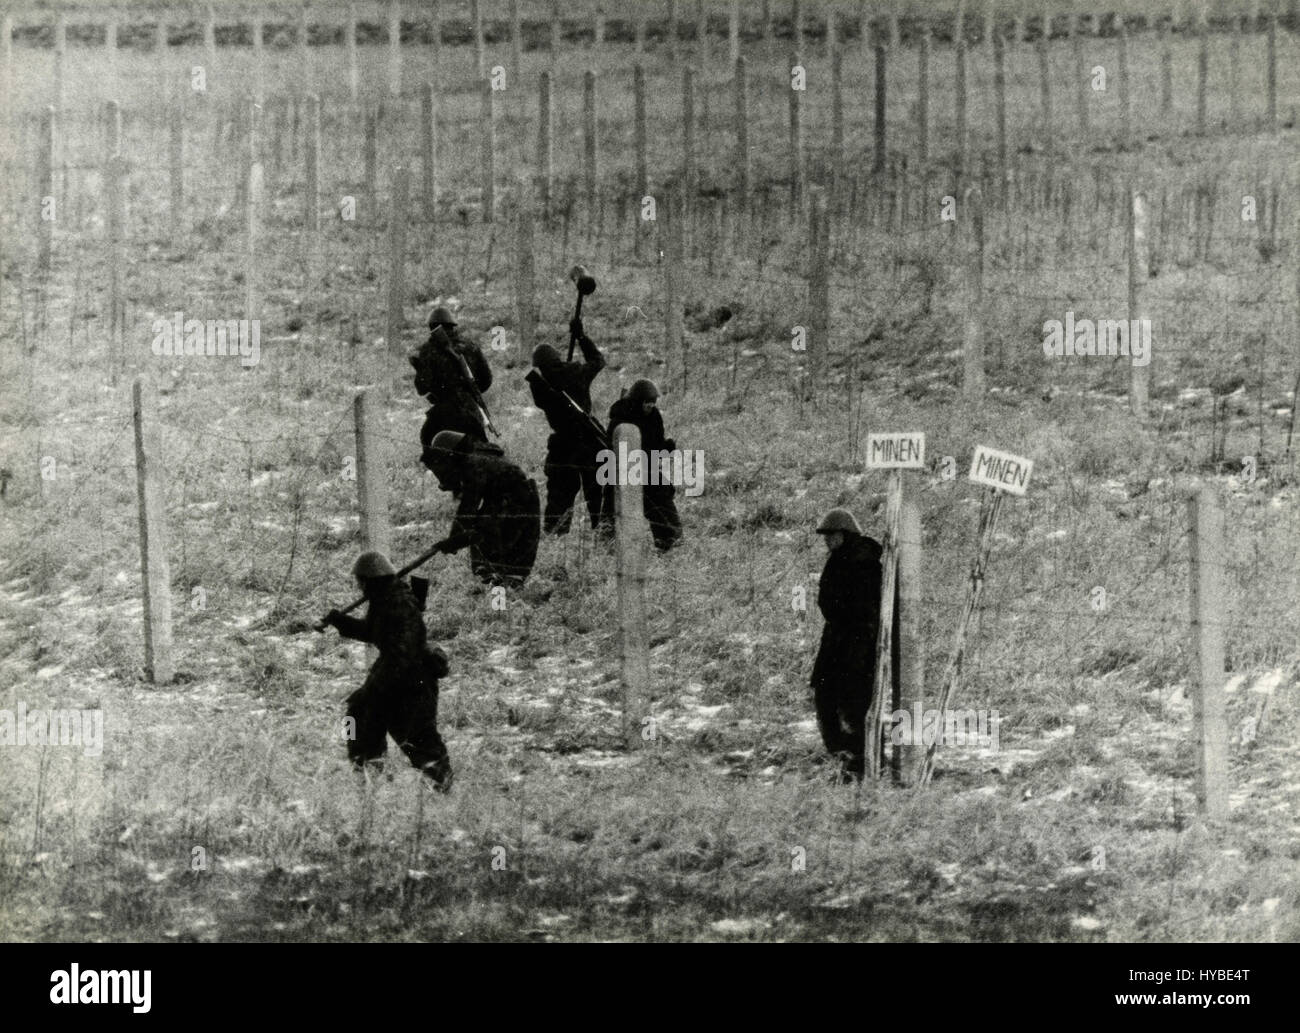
[969,445,1033,496]
[865,432,926,470]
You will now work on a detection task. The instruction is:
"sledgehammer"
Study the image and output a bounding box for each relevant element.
[566,264,598,362]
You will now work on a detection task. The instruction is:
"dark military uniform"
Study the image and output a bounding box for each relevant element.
[811,532,900,779]
[525,330,606,535]
[411,326,494,447]
[434,439,541,587]
[330,576,452,789]
[603,395,683,551]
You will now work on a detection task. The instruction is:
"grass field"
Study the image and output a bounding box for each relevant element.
[1,3,1299,942]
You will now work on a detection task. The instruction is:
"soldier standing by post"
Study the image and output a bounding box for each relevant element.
[321,551,453,790]
[524,316,607,535]
[810,509,899,782]
[411,305,496,455]
[602,378,683,551]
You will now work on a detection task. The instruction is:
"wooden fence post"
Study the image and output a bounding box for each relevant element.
[897,496,924,785]
[38,107,55,275]
[244,98,260,324]
[106,110,125,381]
[614,422,650,750]
[54,11,66,113]
[733,60,748,205]
[430,0,442,76]
[133,377,175,686]
[633,64,648,201]
[918,29,929,166]
[354,389,392,557]
[1129,189,1149,417]
[304,94,321,231]
[169,103,184,239]
[105,16,119,101]
[421,82,438,220]
[203,3,216,86]
[865,471,902,779]
[808,186,829,385]
[515,190,536,357]
[1187,487,1229,820]
[510,0,523,88]
[1228,13,1241,129]
[346,2,359,101]
[1037,9,1052,146]
[1073,14,1088,136]
[962,185,985,398]
[1158,15,1172,116]
[1196,11,1208,136]
[683,67,697,205]
[956,37,969,180]
[537,71,553,215]
[472,0,486,78]
[830,48,843,184]
[252,15,265,104]
[994,30,1008,201]
[583,70,598,221]
[874,42,887,176]
[386,163,410,361]
[789,50,804,205]
[304,92,321,285]
[387,0,402,97]
[1266,12,1277,131]
[364,102,378,221]
[0,13,12,134]
[662,186,685,392]
[481,80,496,223]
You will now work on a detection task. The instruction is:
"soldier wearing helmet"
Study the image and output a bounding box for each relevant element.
[425,430,541,587]
[602,378,683,551]
[321,550,453,789]
[410,304,495,446]
[810,509,899,781]
[524,315,607,535]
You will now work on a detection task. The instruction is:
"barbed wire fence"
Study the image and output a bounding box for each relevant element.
[1,1,1297,802]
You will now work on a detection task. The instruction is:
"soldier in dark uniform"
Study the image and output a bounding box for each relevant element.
[322,551,453,791]
[602,378,683,552]
[410,305,495,450]
[425,430,541,587]
[524,317,607,535]
[811,509,899,782]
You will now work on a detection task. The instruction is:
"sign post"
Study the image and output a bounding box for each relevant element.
[863,432,925,779]
[919,445,1033,786]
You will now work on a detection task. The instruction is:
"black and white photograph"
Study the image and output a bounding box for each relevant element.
[0,0,1296,971]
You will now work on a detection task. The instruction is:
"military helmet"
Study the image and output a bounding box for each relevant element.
[628,378,660,403]
[428,305,457,329]
[815,508,862,535]
[429,430,468,455]
[531,343,562,369]
[352,550,397,579]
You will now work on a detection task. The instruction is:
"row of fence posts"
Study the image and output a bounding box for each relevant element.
[128,374,1231,809]
[26,88,1210,428]
[2,6,1286,188]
